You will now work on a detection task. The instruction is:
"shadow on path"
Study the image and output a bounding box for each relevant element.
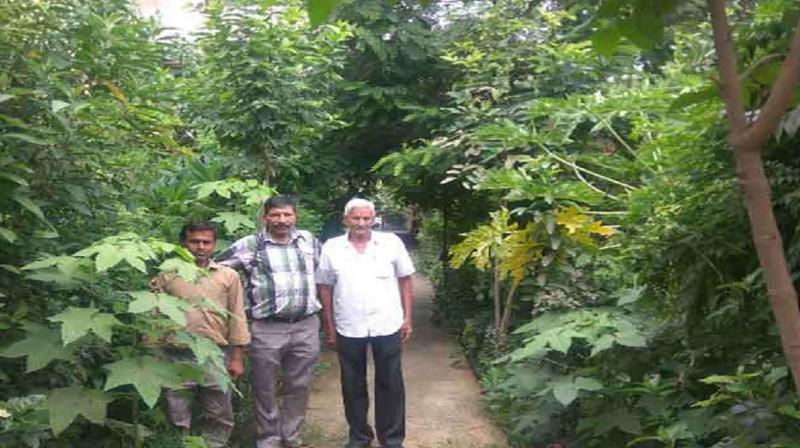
[304,274,507,448]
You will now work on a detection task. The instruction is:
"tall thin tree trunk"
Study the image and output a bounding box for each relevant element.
[492,254,502,332]
[263,144,273,186]
[498,280,519,337]
[708,0,800,396]
[442,202,450,290]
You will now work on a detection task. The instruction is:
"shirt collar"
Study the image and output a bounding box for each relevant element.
[207,260,222,270]
[260,228,304,245]
[344,230,381,247]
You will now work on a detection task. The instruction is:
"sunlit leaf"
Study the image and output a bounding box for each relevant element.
[306,0,342,26]
[128,291,192,326]
[48,307,122,344]
[103,356,184,408]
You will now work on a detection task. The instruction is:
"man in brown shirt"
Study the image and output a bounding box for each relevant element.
[151,222,250,448]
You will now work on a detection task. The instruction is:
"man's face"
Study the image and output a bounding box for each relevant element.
[182,230,216,266]
[263,205,297,239]
[344,207,375,237]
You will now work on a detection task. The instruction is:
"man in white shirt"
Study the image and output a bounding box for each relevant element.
[316,198,415,448]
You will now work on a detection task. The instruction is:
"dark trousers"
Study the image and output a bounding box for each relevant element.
[337,331,405,448]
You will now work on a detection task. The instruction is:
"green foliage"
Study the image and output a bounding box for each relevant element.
[103,357,187,409]
[48,307,121,344]
[46,386,112,435]
[1,323,76,373]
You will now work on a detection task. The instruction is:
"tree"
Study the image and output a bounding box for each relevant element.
[705,0,800,396]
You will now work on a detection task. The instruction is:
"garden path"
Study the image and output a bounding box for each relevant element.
[303,274,507,448]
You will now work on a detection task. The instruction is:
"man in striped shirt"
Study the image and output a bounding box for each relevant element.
[217,195,320,448]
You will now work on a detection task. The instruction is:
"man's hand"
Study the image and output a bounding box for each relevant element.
[400,318,413,342]
[226,347,245,380]
[324,325,337,351]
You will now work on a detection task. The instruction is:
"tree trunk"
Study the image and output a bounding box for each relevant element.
[492,254,502,332]
[442,202,450,290]
[498,279,519,337]
[708,0,800,396]
[733,148,800,393]
[263,144,273,186]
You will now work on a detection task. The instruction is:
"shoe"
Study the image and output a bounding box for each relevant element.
[344,442,371,448]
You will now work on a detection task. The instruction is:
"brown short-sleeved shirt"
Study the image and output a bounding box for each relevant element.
[150,261,250,346]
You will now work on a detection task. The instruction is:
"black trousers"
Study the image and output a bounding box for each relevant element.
[337,331,405,448]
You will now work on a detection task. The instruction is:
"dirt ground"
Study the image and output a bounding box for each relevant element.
[303,274,507,448]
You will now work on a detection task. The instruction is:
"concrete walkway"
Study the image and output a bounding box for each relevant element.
[303,274,507,448]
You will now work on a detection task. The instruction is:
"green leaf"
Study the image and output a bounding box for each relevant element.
[0,172,29,186]
[50,100,71,113]
[12,194,46,222]
[616,331,647,348]
[4,133,53,146]
[48,307,122,344]
[103,356,185,408]
[548,330,576,354]
[211,212,255,233]
[669,86,719,111]
[575,377,604,391]
[553,379,579,406]
[128,291,192,326]
[184,436,210,448]
[22,255,73,271]
[765,366,788,385]
[0,227,18,243]
[1,322,75,372]
[617,286,644,306]
[306,0,342,26]
[47,385,112,435]
[1,264,23,275]
[509,335,549,361]
[173,332,225,368]
[590,334,616,356]
[195,181,220,200]
[158,258,203,283]
[591,24,622,56]
[94,244,125,272]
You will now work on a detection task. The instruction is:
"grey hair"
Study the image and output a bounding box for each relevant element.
[343,197,376,215]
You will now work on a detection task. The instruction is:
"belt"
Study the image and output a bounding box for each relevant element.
[263,313,316,324]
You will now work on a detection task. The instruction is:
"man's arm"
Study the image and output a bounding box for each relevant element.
[398,275,413,342]
[215,238,245,270]
[225,271,249,380]
[318,284,337,351]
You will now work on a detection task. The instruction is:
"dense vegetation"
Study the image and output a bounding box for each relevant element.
[2,0,800,447]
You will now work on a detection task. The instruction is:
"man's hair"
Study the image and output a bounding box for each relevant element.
[263,194,296,213]
[344,197,376,215]
[179,221,218,242]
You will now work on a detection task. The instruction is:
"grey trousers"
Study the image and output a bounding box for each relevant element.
[163,348,234,448]
[249,315,320,446]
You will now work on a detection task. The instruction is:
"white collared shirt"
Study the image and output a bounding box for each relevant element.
[316,231,415,338]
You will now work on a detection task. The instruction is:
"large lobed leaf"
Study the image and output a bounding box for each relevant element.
[0,322,76,372]
[103,356,186,408]
[46,385,112,435]
[128,291,193,326]
[48,307,122,344]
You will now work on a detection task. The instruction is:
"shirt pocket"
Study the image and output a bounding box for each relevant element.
[299,246,315,272]
[373,260,395,279]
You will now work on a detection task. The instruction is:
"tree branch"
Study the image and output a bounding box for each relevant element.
[707,0,748,136]
[739,15,800,149]
[539,145,637,191]
[739,53,782,83]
